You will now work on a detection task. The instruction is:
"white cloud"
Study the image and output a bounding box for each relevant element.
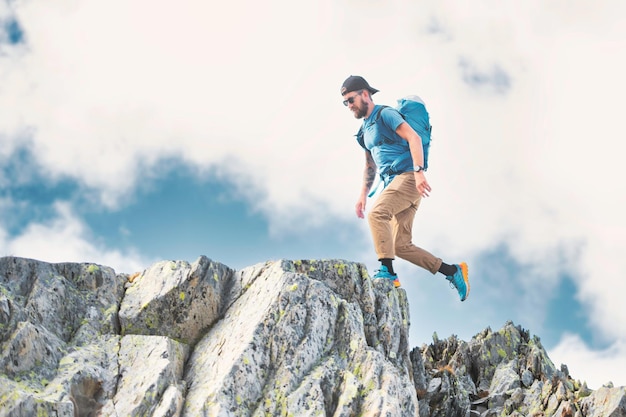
[2,0,626,387]
[549,334,626,389]
[1,201,152,274]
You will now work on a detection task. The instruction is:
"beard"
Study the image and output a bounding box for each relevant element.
[353,101,369,119]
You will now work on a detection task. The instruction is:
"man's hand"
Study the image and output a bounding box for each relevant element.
[355,195,367,219]
[415,171,432,197]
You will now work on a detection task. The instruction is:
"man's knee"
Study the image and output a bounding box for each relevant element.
[367,205,391,224]
[394,243,411,259]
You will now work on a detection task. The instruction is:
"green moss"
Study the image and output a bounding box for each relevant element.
[289,284,298,292]
[144,310,160,330]
[334,263,346,276]
[527,400,543,416]
[103,304,118,318]
[0,387,22,406]
[86,264,100,274]
[497,348,507,359]
[273,388,289,416]
[337,371,359,405]
[179,292,186,301]
[360,379,377,397]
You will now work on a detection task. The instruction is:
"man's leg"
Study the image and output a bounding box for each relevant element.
[392,203,442,274]
[367,175,413,286]
[369,173,470,299]
[367,173,415,261]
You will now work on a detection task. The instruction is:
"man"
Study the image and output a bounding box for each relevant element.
[341,75,469,301]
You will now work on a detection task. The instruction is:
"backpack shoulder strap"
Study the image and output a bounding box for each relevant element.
[356,105,399,149]
[373,105,393,122]
[375,105,405,145]
[356,126,365,149]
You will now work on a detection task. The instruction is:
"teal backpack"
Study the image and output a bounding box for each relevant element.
[356,95,432,170]
[355,95,433,197]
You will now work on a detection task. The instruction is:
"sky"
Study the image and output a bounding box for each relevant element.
[1,0,625,389]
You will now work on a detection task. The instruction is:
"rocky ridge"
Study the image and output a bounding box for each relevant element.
[0,255,624,417]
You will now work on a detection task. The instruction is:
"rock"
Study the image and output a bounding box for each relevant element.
[119,256,236,345]
[489,359,521,397]
[110,335,189,416]
[182,260,418,416]
[581,386,626,417]
[521,368,534,387]
[1,256,625,417]
[0,321,65,380]
[415,319,624,417]
[0,257,418,417]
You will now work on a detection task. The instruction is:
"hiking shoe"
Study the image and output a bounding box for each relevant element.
[373,265,401,288]
[446,262,469,301]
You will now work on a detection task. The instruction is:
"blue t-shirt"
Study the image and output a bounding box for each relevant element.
[361,105,413,185]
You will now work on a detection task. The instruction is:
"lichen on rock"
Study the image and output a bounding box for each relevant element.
[1,256,624,417]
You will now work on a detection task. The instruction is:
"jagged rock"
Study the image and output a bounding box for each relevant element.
[581,386,626,417]
[0,256,124,409]
[414,321,626,417]
[487,358,521,410]
[119,257,236,345]
[1,256,625,417]
[521,368,534,387]
[105,335,189,416]
[0,257,418,416]
[182,259,417,416]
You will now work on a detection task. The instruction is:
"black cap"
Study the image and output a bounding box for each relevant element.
[340,75,379,96]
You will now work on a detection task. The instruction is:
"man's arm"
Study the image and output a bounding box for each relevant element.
[363,150,377,192]
[395,122,432,197]
[356,150,376,218]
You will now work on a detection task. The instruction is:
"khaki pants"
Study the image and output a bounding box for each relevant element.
[368,172,442,274]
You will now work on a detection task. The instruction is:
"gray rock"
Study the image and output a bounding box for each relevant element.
[119,256,235,344]
[489,359,520,396]
[581,386,626,417]
[111,335,189,416]
[521,368,534,387]
[521,379,544,416]
[1,256,625,417]
[415,319,626,417]
[428,377,442,393]
[0,320,65,379]
[182,260,418,416]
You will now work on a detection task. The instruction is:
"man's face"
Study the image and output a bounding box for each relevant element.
[343,90,368,119]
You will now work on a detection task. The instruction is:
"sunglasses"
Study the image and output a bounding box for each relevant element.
[343,90,363,106]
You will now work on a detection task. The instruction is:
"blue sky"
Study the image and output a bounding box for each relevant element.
[1,0,625,389]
